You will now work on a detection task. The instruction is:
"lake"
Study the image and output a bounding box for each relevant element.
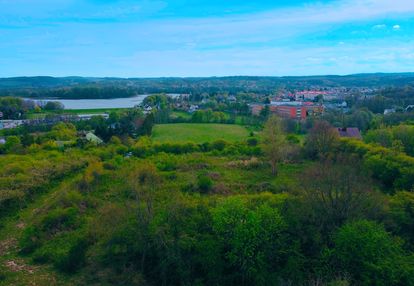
[26,94,149,110]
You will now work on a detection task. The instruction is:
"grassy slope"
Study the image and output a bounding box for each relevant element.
[0,174,85,286]
[0,148,309,284]
[152,123,249,143]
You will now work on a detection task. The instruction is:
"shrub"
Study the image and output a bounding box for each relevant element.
[197,175,213,193]
[247,137,258,146]
[211,140,227,151]
[286,134,300,144]
[154,153,178,171]
[328,220,414,286]
[20,226,42,254]
[41,207,80,235]
[31,233,88,273]
[56,236,89,273]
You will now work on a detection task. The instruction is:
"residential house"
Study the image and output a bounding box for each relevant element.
[86,132,104,145]
[336,127,362,140]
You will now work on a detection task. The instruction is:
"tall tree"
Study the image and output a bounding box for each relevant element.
[301,157,383,235]
[305,120,339,160]
[262,115,287,176]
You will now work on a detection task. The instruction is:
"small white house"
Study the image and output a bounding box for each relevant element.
[188,105,199,113]
[384,108,396,115]
[86,132,103,145]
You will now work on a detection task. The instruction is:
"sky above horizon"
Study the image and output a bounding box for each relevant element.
[1,0,414,77]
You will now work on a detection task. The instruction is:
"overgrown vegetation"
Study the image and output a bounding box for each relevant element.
[1,104,414,286]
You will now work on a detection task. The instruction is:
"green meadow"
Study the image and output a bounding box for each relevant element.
[152,123,250,143]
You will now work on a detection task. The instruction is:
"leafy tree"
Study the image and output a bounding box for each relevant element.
[212,197,288,285]
[49,122,77,141]
[365,128,393,148]
[0,97,26,119]
[387,191,414,248]
[141,113,154,136]
[347,109,373,131]
[328,220,414,286]
[43,101,64,111]
[301,158,383,235]
[142,93,170,109]
[259,105,270,119]
[305,120,339,159]
[262,115,287,176]
[4,136,22,153]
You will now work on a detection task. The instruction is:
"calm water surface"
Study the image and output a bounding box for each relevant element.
[26,94,148,110]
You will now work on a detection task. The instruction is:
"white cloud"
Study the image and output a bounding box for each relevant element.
[373,24,386,29]
[393,24,401,30]
[2,0,414,76]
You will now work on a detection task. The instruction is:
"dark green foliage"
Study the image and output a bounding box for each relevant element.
[2,117,414,285]
[386,191,414,248]
[56,236,89,273]
[0,97,27,119]
[191,109,229,124]
[44,101,64,111]
[210,139,227,151]
[83,109,153,141]
[246,137,258,146]
[197,175,213,193]
[327,220,414,286]
[286,134,300,144]
[41,207,80,234]
[365,124,414,156]
[212,197,292,285]
[141,112,154,136]
[337,138,414,191]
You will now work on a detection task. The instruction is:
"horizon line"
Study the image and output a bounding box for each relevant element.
[2,71,414,80]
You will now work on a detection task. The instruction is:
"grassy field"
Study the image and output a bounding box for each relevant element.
[152,123,250,143]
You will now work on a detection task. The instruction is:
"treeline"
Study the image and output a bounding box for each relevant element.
[3,74,414,97]
[0,97,64,119]
[351,86,414,114]
[1,86,137,99]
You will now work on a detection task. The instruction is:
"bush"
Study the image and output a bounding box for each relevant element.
[328,220,414,285]
[20,226,42,254]
[154,153,178,171]
[197,175,213,193]
[56,236,89,273]
[286,134,300,144]
[211,140,227,151]
[41,207,80,234]
[31,233,88,273]
[336,138,414,191]
[247,137,258,146]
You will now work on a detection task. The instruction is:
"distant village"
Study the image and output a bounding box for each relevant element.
[1,86,412,143]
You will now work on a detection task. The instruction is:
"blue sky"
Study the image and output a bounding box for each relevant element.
[1,0,414,77]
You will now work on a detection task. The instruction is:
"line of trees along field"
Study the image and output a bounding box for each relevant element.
[1,108,414,285]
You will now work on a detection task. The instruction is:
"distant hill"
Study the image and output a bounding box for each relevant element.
[1,73,414,98]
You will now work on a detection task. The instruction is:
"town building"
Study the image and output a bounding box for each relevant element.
[250,101,324,120]
[336,127,362,140]
[0,120,24,130]
[384,108,396,115]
